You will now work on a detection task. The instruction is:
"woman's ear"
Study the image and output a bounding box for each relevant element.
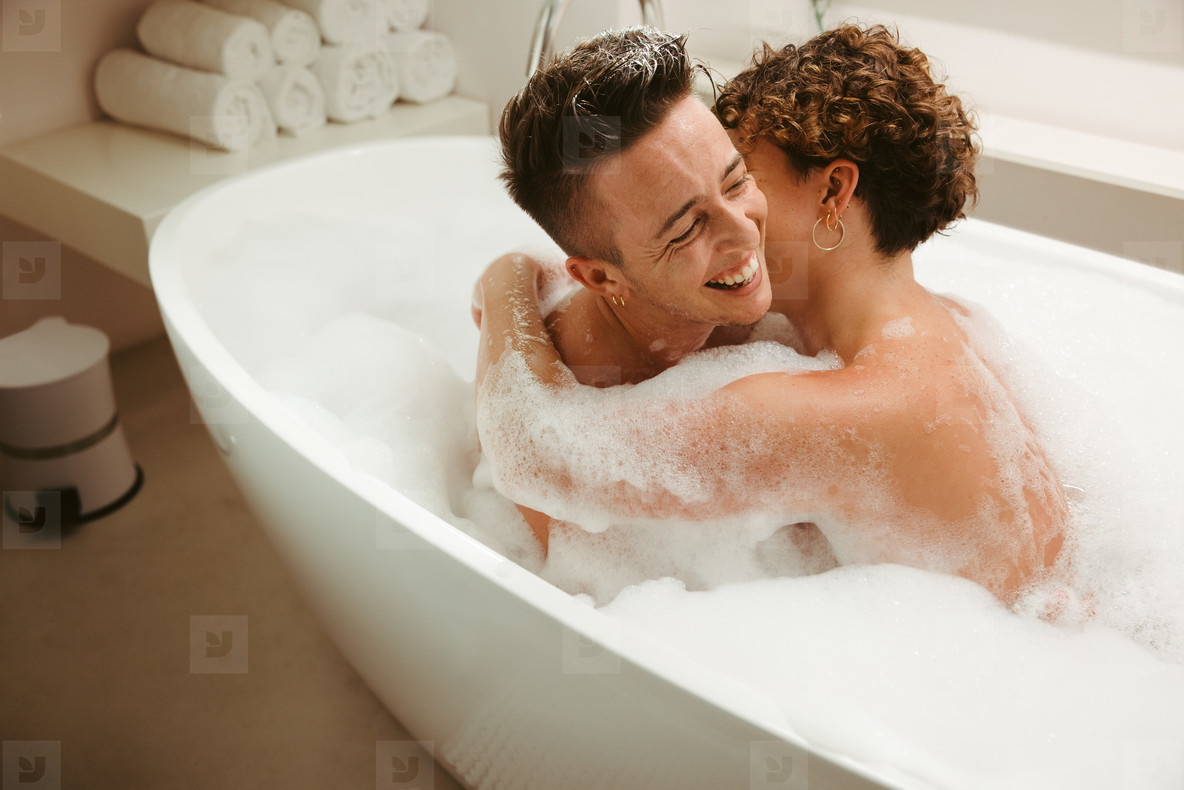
[566,256,628,299]
[820,159,860,216]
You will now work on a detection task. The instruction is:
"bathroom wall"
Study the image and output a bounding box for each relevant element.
[432,0,618,130]
[1,0,162,350]
[828,0,1184,151]
[649,0,1184,150]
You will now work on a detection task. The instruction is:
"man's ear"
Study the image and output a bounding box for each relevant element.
[566,256,627,299]
[819,158,860,216]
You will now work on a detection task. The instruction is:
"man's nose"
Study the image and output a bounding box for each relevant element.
[716,190,765,254]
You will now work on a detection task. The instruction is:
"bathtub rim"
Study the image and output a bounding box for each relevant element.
[923,215,1184,301]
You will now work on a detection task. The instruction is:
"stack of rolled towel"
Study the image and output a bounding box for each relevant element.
[94,0,458,151]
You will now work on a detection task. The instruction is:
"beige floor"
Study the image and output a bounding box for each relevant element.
[0,336,464,789]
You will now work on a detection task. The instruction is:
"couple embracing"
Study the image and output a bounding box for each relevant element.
[472,25,1069,607]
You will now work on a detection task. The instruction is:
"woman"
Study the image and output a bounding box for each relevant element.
[475,24,1069,605]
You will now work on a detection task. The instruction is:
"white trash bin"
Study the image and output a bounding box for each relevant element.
[0,316,142,534]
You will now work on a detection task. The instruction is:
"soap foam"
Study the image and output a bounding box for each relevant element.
[881,316,915,338]
[200,215,1184,790]
[602,569,1184,790]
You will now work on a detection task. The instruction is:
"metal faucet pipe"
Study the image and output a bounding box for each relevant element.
[526,0,666,77]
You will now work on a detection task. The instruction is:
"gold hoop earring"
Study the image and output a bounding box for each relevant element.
[610,295,625,307]
[812,214,845,251]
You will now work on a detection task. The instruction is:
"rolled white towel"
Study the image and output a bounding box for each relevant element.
[137,0,274,81]
[385,31,454,104]
[310,44,398,122]
[382,0,429,32]
[95,48,276,151]
[278,0,380,45]
[203,0,321,66]
[258,65,326,135]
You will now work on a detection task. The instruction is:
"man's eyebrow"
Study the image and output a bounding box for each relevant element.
[653,153,746,243]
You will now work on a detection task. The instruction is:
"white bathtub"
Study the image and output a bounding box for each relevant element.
[149,135,1184,790]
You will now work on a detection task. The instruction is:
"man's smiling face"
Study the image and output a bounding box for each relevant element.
[587,95,772,329]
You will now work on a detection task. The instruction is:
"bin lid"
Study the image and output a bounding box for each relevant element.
[0,316,110,389]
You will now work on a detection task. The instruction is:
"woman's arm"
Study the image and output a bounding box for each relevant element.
[478,355,832,531]
[473,252,571,390]
[472,259,829,528]
[473,252,579,543]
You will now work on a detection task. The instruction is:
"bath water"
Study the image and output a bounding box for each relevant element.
[201,215,1184,790]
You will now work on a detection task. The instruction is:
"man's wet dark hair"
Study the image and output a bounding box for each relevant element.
[499,27,699,263]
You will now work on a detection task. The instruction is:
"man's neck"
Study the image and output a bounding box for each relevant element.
[548,289,716,385]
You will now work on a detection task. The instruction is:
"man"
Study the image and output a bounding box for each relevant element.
[481,27,778,550]
[476,25,1069,605]
[493,27,771,388]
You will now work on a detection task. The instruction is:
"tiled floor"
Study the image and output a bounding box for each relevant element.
[0,336,464,789]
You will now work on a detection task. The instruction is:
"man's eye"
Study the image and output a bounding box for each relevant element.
[729,174,752,192]
[671,217,702,245]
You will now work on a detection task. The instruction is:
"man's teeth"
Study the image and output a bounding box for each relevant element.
[707,264,756,289]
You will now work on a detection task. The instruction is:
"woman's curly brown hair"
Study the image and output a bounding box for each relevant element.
[716,24,979,257]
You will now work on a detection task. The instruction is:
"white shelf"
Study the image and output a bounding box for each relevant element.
[0,96,490,286]
[977,114,1184,201]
